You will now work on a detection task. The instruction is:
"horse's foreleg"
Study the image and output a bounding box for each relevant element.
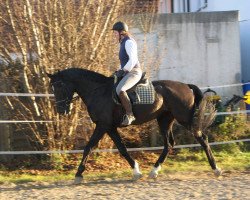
[107,129,142,180]
[195,133,222,177]
[74,124,106,184]
[149,114,174,179]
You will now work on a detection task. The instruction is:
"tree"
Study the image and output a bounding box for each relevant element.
[0,0,139,151]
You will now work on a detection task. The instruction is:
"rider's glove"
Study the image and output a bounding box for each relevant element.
[115,69,126,78]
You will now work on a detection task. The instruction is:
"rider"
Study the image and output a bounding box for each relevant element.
[112,21,142,126]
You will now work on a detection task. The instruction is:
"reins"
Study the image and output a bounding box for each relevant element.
[51,75,113,108]
[51,80,79,108]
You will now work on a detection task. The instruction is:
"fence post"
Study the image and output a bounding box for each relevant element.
[0,123,12,161]
[150,124,159,147]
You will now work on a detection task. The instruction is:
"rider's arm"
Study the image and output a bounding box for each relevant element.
[123,39,139,72]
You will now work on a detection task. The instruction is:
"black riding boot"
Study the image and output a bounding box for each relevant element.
[119,91,135,126]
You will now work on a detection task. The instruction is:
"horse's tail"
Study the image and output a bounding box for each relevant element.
[188,84,203,107]
[188,84,216,136]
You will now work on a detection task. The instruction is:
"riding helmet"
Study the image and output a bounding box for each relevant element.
[112,21,128,32]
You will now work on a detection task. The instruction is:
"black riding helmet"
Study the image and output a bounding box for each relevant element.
[112,21,128,33]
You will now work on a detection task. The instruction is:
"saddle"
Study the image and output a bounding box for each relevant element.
[113,72,155,105]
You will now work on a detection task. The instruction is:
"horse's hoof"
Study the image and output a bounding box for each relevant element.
[214,168,222,177]
[74,176,83,184]
[148,171,158,179]
[133,173,143,181]
[148,165,161,179]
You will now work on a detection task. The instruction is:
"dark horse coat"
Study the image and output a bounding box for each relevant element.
[48,68,220,182]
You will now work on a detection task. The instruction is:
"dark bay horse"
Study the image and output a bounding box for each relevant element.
[47,68,222,183]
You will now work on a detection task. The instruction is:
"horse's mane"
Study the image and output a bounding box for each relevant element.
[60,68,112,83]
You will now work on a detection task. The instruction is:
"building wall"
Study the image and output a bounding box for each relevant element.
[176,0,250,83]
[131,11,242,100]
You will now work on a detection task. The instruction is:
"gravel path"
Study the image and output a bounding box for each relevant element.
[1,171,250,200]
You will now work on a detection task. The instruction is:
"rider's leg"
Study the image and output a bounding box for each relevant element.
[119,90,135,125]
[116,67,142,126]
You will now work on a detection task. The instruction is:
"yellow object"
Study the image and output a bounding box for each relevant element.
[244,91,250,104]
[205,95,221,101]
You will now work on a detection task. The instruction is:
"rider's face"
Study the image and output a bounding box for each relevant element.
[113,30,120,42]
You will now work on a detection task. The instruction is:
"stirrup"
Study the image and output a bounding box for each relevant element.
[121,114,135,126]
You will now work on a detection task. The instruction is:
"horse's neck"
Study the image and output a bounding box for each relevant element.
[75,79,108,106]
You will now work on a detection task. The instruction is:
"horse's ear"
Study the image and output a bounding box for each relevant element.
[57,70,63,78]
[46,72,53,78]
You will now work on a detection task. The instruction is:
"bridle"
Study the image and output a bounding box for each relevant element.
[51,80,79,109]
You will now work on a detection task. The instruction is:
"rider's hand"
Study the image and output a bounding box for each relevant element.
[115,69,125,78]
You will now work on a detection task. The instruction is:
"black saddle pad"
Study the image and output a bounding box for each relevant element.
[112,73,155,105]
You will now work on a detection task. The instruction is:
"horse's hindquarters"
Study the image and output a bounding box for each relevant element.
[132,93,165,124]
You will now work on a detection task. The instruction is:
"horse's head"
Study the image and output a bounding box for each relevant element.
[47,71,75,115]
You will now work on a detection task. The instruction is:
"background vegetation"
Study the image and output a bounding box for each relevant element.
[0,0,158,154]
[0,0,249,174]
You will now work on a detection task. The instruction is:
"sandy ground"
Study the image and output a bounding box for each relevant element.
[1,171,250,200]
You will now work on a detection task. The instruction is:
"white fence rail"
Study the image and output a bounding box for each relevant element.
[0,139,249,155]
[199,82,250,90]
[0,110,250,124]
[0,82,249,97]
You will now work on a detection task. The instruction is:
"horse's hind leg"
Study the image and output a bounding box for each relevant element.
[194,132,222,177]
[169,130,175,147]
[107,128,142,180]
[149,112,174,179]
